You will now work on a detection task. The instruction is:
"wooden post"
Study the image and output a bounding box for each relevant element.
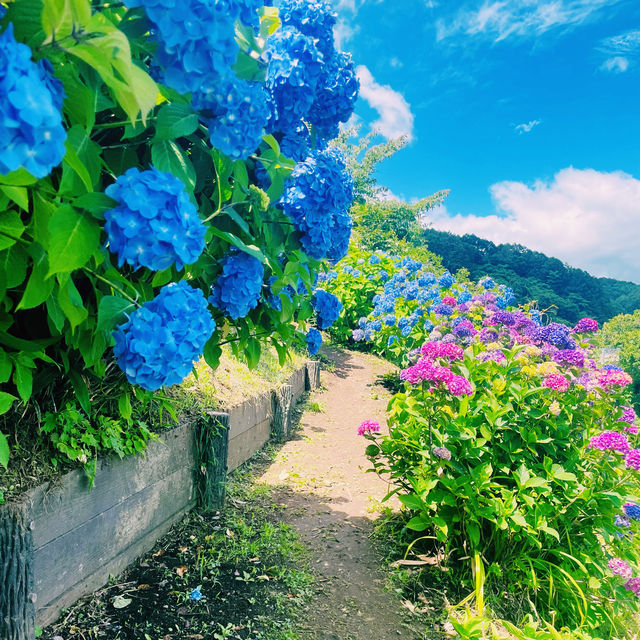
[194,412,229,512]
[306,361,320,390]
[271,384,293,442]
[0,503,35,640]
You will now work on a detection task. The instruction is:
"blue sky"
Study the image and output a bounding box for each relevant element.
[334,0,640,283]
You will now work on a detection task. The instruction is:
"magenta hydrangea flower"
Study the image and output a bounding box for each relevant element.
[626,449,640,470]
[626,424,639,435]
[589,430,630,454]
[609,558,633,579]
[573,317,599,333]
[441,295,456,306]
[358,419,380,436]
[400,357,436,385]
[625,577,640,596]
[542,374,571,392]
[447,375,473,396]
[420,342,464,361]
[596,369,633,391]
[619,405,637,424]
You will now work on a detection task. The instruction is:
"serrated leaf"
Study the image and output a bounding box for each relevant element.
[151,140,196,191]
[154,103,199,140]
[97,296,135,332]
[0,210,25,251]
[0,185,29,211]
[47,205,100,277]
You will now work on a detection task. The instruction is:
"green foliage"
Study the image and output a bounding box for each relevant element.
[41,401,156,486]
[596,310,640,410]
[0,2,326,471]
[422,229,640,326]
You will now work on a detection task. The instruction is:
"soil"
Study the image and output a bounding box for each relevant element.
[259,346,426,640]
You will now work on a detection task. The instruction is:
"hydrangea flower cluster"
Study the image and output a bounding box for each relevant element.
[358,419,381,436]
[433,446,452,460]
[574,317,599,333]
[542,374,571,392]
[588,430,630,454]
[609,558,633,579]
[0,24,67,178]
[312,289,342,330]
[105,167,206,271]
[195,76,270,160]
[282,147,354,260]
[400,357,472,396]
[209,251,264,319]
[114,281,215,391]
[624,503,640,521]
[305,327,322,355]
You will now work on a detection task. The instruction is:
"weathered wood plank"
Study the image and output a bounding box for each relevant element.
[0,503,35,640]
[271,385,293,443]
[288,367,306,400]
[305,361,321,391]
[227,393,272,440]
[35,502,191,628]
[33,465,194,612]
[227,419,271,472]
[28,423,194,550]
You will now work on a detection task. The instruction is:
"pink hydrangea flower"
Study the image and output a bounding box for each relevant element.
[542,374,571,392]
[447,375,473,396]
[597,370,633,391]
[625,424,639,435]
[609,558,633,579]
[358,420,381,436]
[626,449,640,470]
[625,577,640,596]
[420,342,464,361]
[589,430,630,454]
[400,357,436,385]
[441,296,456,306]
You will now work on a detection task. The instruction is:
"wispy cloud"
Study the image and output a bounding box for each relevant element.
[356,65,415,140]
[515,119,542,134]
[429,167,640,282]
[436,0,623,43]
[597,28,640,72]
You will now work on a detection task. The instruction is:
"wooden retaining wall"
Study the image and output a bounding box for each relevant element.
[0,361,320,638]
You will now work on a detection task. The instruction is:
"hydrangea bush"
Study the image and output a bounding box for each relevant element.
[333,248,640,636]
[0,0,358,471]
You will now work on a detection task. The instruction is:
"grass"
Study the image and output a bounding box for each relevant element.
[43,465,314,640]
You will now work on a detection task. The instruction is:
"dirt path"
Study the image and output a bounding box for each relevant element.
[259,347,424,640]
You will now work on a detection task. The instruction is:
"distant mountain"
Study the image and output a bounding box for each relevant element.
[422,228,640,325]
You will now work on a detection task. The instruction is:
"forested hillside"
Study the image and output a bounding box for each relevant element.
[423,228,640,325]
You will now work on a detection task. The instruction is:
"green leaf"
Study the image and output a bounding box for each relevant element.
[63,138,93,192]
[203,337,222,370]
[244,338,261,369]
[0,246,28,289]
[14,362,33,403]
[0,350,13,384]
[466,521,481,548]
[69,370,91,414]
[118,392,132,421]
[42,0,92,42]
[398,494,424,510]
[208,228,265,263]
[0,392,17,414]
[97,296,135,332]
[47,205,100,277]
[509,512,527,528]
[154,103,199,140]
[74,192,117,217]
[57,276,88,330]
[0,432,9,470]
[0,185,29,211]
[151,268,173,288]
[405,516,429,532]
[233,49,266,82]
[0,168,38,187]
[17,245,54,310]
[151,140,196,191]
[0,210,25,251]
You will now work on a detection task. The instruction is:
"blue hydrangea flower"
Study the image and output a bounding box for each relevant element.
[238,0,264,29]
[308,52,359,139]
[114,281,215,391]
[282,147,354,260]
[457,291,472,304]
[267,276,295,311]
[105,167,205,271]
[278,0,337,57]
[371,319,382,332]
[369,254,382,265]
[530,322,576,350]
[0,25,66,178]
[433,303,454,316]
[126,0,238,97]
[624,503,640,521]
[312,289,342,330]
[438,272,455,289]
[210,251,264,319]
[195,76,270,160]
[384,314,396,326]
[280,124,312,162]
[265,26,323,134]
[387,335,399,347]
[479,276,495,289]
[306,327,322,355]
[352,328,365,341]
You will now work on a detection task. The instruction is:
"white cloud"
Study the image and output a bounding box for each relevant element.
[600,56,629,72]
[597,29,640,72]
[355,65,415,140]
[429,168,640,283]
[436,0,623,43]
[515,119,541,134]
[389,57,403,69]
